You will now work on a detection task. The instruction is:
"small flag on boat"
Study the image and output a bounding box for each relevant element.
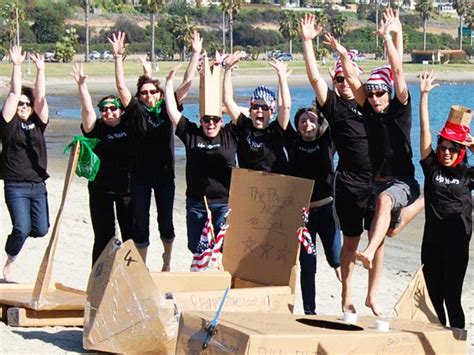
[296,207,316,255]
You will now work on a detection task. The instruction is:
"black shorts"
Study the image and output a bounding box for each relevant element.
[334,170,374,237]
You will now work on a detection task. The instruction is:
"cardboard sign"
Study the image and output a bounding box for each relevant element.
[177,311,467,354]
[223,169,314,287]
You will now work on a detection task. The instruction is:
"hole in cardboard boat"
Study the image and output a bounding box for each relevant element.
[296,318,364,331]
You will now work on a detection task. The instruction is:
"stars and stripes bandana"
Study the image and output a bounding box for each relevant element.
[365,65,393,94]
[250,85,276,110]
[296,208,316,255]
[334,49,363,76]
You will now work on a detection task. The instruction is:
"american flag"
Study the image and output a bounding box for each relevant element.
[296,208,316,255]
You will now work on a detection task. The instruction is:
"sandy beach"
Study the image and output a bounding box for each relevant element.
[0,73,473,353]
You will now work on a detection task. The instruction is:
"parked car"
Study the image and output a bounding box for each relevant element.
[44,52,56,62]
[101,50,113,60]
[276,53,293,61]
[89,51,100,60]
[354,54,366,61]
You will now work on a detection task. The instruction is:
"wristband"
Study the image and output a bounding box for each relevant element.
[383,34,392,42]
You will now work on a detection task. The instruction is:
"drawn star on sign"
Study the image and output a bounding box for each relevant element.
[242,236,257,252]
[259,242,274,259]
[277,244,292,262]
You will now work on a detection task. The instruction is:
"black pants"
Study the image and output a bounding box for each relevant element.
[89,188,134,265]
[421,240,469,329]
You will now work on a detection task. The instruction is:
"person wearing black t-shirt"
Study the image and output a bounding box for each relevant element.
[71,63,133,265]
[325,9,423,316]
[223,53,291,174]
[301,13,374,313]
[165,66,238,253]
[418,72,473,329]
[110,31,201,270]
[286,107,341,315]
[1,46,50,282]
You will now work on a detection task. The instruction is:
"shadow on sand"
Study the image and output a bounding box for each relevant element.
[12,329,84,352]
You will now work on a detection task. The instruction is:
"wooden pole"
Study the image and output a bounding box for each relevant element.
[203,196,215,241]
[31,143,81,308]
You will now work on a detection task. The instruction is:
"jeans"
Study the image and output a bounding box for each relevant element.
[4,181,50,258]
[186,197,229,254]
[131,174,175,248]
[299,201,341,314]
[89,188,134,264]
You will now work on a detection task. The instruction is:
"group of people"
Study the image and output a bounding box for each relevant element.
[1,8,471,330]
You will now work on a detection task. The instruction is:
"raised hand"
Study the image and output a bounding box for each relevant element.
[323,33,347,56]
[190,30,203,54]
[9,45,26,66]
[300,13,323,41]
[223,51,246,71]
[138,55,152,76]
[269,58,289,76]
[166,65,181,83]
[29,52,45,71]
[419,71,439,94]
[108,31,127,56]
[375,8,395,37]
[70,62,87,85]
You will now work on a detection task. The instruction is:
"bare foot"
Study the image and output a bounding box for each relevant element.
[341,293,356,313]
[3,256,15,282]
[334,267,342,282]
[161,252,171,272]
[365,298,383,316]
[355,250,373,270]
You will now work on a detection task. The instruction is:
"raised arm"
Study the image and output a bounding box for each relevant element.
[2,46,25,122]
[390,9,404,62]
[269,58,291,130]
[109,31,132,106]
[419,71,439,160]
[376,10,409,105]
[324,33,365,105]
[164,66,183,129]
[138,55,152,78]
[71,63,97,133]
[223,51,247,124]
[300,13,328,106]
[30,53,48,123]
[175,31,203,104]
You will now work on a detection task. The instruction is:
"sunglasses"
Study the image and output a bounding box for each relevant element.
[335,76,345,84]
[140,89,159,96]
[100,106,119,113]
[366,91,386,98]
[437,145,460,154]
[250,104,270,111]
[201,116,222,124]
[18,101,32,107]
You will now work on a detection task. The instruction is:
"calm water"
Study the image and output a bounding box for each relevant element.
[48,83,474,183]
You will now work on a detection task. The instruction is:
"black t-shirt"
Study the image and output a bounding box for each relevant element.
[318,89,371,173]
[421,150,473,239]
[82,120,130,193]
[0,112,49,182]
[175,116,238,203]
[232,114,288,174]
[123,97,175,179]
[285,126,335,202]
[362,94,415,178]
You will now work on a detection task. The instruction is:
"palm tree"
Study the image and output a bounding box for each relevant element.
[466,8,474,47]
[415,0,434,50]
[330,14,347,42]
[221,0,242,53]
[453,0,470,50]
[170,15,195,61]
[314,10,328,51]
[145,0,166,63]
[279,11,299,55]
[85,0,90,62]
[0,1,25,46]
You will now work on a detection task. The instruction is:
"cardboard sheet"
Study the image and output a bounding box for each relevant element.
[177,311,467,354]
[223,169,313,288]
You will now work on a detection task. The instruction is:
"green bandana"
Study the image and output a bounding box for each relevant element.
[64,136,101,181]
[98,98,123,110]
[149,99,164,116]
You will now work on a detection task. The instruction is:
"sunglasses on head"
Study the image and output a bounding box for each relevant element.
[366,91,386,98]
[140,89,159,96]
[201,116,222,124]
[250,104,270,111]
[100,106,119,113]
[335,76,345,84]
[437,145,460,154]
[18,101,32,107]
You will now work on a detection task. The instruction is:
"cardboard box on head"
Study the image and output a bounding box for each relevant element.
[199,54,223,119]
[446,105,472,127]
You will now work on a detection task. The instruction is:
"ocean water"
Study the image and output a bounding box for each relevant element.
[48,83,474,183]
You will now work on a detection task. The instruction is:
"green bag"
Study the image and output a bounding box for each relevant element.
[64,136,101,181]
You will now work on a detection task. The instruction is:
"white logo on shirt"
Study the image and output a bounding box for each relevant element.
[299,145,319,154]
[197,142,221,150]
[107,132,127,140]
[435,174,459,185]
[350,107,363,118]
[147,116,163,128]
[246,135,263,151]
[21,122,36,130]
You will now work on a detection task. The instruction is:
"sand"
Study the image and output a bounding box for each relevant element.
[0,74,473,353]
